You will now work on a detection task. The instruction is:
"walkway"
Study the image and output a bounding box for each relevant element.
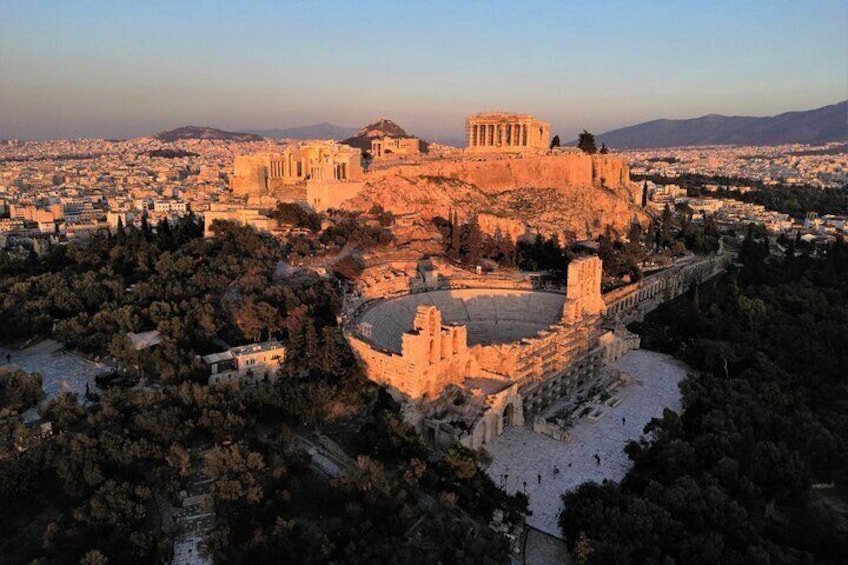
[484,349,689,537]
[0,339,110,422]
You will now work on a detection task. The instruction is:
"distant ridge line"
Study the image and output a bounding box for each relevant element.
[589,101,848,149]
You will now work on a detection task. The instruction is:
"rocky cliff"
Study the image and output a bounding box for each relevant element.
[343,152,644,239]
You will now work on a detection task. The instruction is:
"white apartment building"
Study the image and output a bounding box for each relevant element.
[202,340,286,385]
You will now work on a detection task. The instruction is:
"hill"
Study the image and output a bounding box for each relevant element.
[153,126,263,142]
[245,122,358,140]
[343,153,642,240]
[593,101,847,149]
[342,118,428,152]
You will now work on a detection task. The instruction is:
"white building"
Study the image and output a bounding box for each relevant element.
[153,200,188,214]
[202,340,286,385]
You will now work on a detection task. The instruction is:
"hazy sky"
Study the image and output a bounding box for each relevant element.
[1,0,846,141]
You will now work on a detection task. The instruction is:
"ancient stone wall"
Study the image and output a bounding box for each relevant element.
[372,137,421,158]
[343,153,643,239]
[564,256,606,323]
[466,384,524,447]
[348,305,478,399]
[231,142,362,199]
[604,254,732,321]
[231,154,269,196]
[306,180,364,212]
[376,153,631,192]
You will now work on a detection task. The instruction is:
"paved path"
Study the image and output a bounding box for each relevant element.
[484,349,689,537]
[0,339,110,421]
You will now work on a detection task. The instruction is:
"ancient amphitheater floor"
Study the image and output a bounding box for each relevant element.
[357,288,567,352]
[483,349,690,538]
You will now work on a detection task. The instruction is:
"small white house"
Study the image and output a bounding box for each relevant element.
[202,340,286,385]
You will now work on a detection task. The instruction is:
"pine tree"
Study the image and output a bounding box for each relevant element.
[320,326,342,377]
[285,323,305,376]
[577,130,597,154]
[304,321,319,370]
[116,216,127,245]
[450,210,461,254]
[141,213,151,238]
[660,204,674,247]
[645,219,657,251]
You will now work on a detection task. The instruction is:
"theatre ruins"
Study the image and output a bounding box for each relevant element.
[344,252,728,450]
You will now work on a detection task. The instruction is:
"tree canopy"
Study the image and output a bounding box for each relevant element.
[560,237,848,564]
[577,130,597,154]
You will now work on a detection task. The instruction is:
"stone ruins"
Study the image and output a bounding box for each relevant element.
[371,136,421,159]
[345,253,730,450]
[230,141,364,211]
[465,112,551,152]
[227,111,644,239]
[220,111,732,451]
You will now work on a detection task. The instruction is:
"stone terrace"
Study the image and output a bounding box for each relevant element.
[483,349,689,537]
[357,289,567,353]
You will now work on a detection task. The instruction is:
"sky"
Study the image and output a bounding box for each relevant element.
[1,0,846,141]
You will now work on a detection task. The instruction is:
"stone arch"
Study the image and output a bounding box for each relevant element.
[477,420,488,446]
[502,403,515,428]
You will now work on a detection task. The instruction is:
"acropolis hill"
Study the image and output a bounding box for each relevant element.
[230,112,645,239]
[345,151,642,238]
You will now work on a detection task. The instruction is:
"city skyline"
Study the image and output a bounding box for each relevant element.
[2,0,847,141]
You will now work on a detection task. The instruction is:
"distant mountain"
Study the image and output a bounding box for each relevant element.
[592,101,848,149]
[342,118,428,152]
[153,126,263,142]
[246,123,358,140]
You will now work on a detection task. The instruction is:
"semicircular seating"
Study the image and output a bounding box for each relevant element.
[357,288,567,353]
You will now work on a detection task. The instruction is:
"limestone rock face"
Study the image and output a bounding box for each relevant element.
[477,213,528,241]
[343,153,644,239]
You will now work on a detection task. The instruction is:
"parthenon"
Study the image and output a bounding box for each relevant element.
[466,112,551,152]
